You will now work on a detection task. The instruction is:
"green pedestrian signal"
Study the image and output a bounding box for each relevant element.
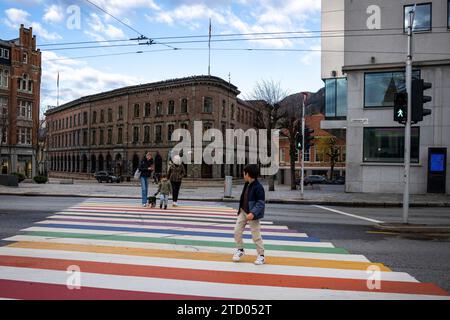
[295,132,302,150]
[394,92,407,124]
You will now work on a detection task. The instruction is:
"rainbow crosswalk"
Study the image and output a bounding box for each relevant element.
[0,199,448,300]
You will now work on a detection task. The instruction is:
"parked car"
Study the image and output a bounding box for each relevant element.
[303,175,327,186]
[331,176,345,185]
[94,171,121,183]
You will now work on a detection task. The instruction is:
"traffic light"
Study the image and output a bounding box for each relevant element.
[411,79,432,123]
[295,131,302,151]
[394,92,407,124]
[304,127,314,150]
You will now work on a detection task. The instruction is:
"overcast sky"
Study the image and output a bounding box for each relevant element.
[0,0,323,116]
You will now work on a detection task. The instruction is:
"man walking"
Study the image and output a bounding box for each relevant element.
[232,164,266,265]
[139,152,154,207]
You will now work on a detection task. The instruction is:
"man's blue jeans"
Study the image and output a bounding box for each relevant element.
[140,176,149,205]
[160,194,168,207]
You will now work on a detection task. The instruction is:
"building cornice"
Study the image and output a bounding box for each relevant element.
[343,59,450,72]
[45,75,240,116]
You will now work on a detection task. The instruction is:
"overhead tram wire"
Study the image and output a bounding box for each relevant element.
[37,25,450,48]
[83,0,178,50]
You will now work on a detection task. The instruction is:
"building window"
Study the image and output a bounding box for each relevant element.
[448,0,450,29]
[203,97,213,113]
[17,128,31,145]
[0,69,9,88]
[82,130,87,146]
[1,97,8,117]
[231,104,235,120]
[222,100,226,118]
[144,126,151,143]
[304,148,311,162]
[364,71,420,108]
[83,112,88,125]
[108,128,112,145]
[155,125,162,143]
[78,113,81,126]
[92,111,97,124]
[17,74,32,93]
[133,127,139,143]
[181,123,188,130]
[99,129,104,145]
[315,149,325,163]
[168,100,175,115]
[70,116,72,128]
[363,127,419,163]
[144,103,151,117]
[168,124,175,141]
[0,48,10,59]
[17,101,32,119]
[118,105,123,120]
[181,98,188,113]
[100,110,105,123]
[117,127,123,144]
[280,148,286,163]
[134,104,140,118]
[404,3,432,32]
[107,108,112,122]
[156,102,163,116]
[1,127,7,144]
[325,78,347,118]
[91,130,97,145]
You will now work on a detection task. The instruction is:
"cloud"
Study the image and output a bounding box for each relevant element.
[84,13,125,41]
[43,4,64,24]
[40,51,141,114]
[3,7,62,41]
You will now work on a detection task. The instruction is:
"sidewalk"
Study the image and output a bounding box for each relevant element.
[1,178,449,207]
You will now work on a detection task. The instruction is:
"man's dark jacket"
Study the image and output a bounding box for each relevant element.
[238,179,265,220]
[139,158,154,178]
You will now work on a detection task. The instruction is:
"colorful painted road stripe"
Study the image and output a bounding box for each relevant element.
[0,199,448,300]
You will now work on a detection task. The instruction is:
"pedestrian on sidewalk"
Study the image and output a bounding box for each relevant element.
[154,174,172,210]
[232,164,266,265]
[139,152,154,207]
[167,154,185,207]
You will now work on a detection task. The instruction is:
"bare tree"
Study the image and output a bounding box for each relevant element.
[316,136,340,180]
[0,108,9,174]
[36,118,47,176]
[247,79,289,191]
[278,94,305,190]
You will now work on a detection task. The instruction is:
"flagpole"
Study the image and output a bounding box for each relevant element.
[208,18,211,76]
[57,71,60,108]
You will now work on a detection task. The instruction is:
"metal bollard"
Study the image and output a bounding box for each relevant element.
[224,176,233,198]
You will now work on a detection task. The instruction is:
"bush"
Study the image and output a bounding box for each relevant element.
[33,175,48,184]
[12,172,26,183]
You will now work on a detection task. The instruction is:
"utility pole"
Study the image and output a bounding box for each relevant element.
[300,92,307,199]
[403,6,415,224]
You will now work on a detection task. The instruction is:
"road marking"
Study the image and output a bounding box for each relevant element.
[313,205,384,224]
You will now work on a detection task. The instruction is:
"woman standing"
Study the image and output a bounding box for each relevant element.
[139,152,154,207]
[167,155,185,207]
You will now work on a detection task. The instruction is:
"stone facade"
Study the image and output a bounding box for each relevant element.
[0,25,41,178]
[45,76,264,180]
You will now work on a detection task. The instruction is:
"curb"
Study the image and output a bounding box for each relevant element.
[374,223,450,234]
[1,192,450,207]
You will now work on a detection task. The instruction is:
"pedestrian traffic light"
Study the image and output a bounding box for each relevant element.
[394,92,407,124]
[295,131,302,151]
[411,79,432,123]
[304,127,314,150]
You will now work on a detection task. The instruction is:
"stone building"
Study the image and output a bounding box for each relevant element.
[0,25,42,178]
[45,75,264,180]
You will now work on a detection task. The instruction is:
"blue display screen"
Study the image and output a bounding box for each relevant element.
[430,154,445,172]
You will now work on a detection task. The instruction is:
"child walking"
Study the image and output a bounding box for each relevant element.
[232,164,266,265]
[154,174,172,210]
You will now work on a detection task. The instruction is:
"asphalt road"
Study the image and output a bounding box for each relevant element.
[0,195,449,292]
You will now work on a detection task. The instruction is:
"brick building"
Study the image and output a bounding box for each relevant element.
[0,25,42,178]
[278,113,346,185]
[45,75,264,179]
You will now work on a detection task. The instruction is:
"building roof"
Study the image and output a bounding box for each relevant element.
[46,75,241,116]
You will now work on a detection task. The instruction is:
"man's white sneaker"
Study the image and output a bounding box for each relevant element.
[142,204,147,208]
[254,255,265,265]
[232,249,245,262]
[173,202,178,207]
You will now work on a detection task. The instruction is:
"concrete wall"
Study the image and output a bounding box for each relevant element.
[345,65,450,195]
